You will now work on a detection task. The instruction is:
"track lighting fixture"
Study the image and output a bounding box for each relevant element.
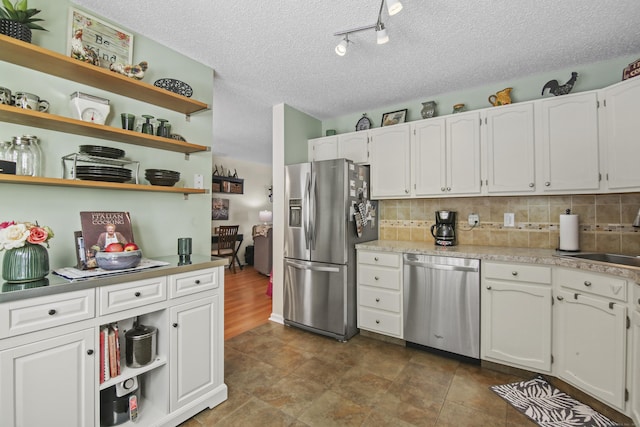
[333,0,402,55]
[335,35,349,56]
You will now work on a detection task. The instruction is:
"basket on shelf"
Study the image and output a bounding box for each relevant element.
[0,20,32,43]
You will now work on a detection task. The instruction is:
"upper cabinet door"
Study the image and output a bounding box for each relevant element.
[538,92,600,192]
[338,132,369,164]
[446,112,482,195]
[369,124,411,198]
[413,118,446,196]
[601,77,640,191]
[485,103,536,193]
[308,136,338,162]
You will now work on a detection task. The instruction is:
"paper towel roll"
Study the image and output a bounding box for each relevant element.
[559,214,579,251]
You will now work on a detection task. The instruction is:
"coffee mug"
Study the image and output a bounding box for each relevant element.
[13,92,49,112]
[0,87,12,105]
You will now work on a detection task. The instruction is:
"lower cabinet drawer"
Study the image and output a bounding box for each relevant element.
[169,268,218,298]
[358,251,401,268]
[359,286,401,312]
[99,277,167,315]
[555,268,627,302]
[359,266,401,290]
[0,289,95,338]
[483,262,551,284]
[359,307,401,337]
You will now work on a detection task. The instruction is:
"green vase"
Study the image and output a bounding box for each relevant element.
[2,244,50,283]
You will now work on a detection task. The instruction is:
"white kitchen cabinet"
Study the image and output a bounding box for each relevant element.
[0,328,95,427]
[484,103,536,193]
[481,262,552,372]
[412,112,481,197]
[369,124,411,198]
[631,284,640,426]
[308,135,338,161]
[600,77,640,191]
[170,295,221,412]
[554,268,627,410]
[357,250,403,338]
[0,263,227,427]
[338,132,369,164]
[538,91,601,192]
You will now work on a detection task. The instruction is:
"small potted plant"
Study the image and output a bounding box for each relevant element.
[0,0,47,43]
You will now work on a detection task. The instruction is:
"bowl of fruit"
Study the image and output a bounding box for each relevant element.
[95,242,142,270]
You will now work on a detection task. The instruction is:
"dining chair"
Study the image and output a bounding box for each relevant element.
[213,225,240,273]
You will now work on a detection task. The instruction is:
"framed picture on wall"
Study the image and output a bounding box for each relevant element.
[212,198,230,220]
[67,8,134,69]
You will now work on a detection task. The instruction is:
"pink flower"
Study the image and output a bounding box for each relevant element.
[0,221,15,229]
[27,227,48,245]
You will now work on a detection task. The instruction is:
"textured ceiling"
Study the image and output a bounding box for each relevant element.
[72,0,640,166]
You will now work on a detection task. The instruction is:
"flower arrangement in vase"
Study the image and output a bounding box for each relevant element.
[0,220,54,283]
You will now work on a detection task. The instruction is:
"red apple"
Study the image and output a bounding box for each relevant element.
[105,243,124,252]
[124,242,139,251]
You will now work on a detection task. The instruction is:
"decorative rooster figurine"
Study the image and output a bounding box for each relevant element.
[70,29,99,66]
[541,72,578,96]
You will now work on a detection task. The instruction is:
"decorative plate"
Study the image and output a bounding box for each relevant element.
[153,78,193,98]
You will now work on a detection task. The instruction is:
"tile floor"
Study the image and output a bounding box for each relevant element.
[180,322,538,426]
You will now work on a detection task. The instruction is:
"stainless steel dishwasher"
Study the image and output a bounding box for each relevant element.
[403,253,480,359]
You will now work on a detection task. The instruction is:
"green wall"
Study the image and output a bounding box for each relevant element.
[283,105,321,165]
[0,0,214,276]
[321,52,640,136]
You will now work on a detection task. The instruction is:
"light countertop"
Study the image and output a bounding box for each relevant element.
[356,240,640,283]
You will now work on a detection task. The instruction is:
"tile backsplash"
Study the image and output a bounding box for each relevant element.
[379,193,640,254]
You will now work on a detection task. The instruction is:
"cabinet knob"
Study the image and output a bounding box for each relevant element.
[375,298,380,302]
[374,257,378,261]
[545,181,551,187]
[529,183,534,188]
[557,296,564,301]
[486,286,492,290]
[583,281,592,287]
[48,309,56,316]
[405,189,409,194]
[441,187,446,192]
[375,320,380,324]
[87,349,94,355]
[173,323,178,328]
[195,280,200,284]
[511,271,518,276]
[374,276,379,280]
[446,187,451,191]
[134,292,141,297]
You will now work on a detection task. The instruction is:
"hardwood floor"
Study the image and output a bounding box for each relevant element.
[223,265,273,340]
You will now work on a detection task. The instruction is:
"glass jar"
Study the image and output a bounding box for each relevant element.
[452,103,467,114]
[8,136,35,176]
[22,134,42,176]
[0,141,11,161]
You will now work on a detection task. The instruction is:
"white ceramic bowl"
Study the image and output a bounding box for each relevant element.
[95,250,142,270]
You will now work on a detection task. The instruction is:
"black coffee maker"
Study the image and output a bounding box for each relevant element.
[430,210,457,246]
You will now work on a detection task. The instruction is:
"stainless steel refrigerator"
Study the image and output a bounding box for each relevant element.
[284,158,377,341]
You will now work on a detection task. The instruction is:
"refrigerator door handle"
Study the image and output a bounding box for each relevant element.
[304,171,311,250]
[285,259,340,273]
[309,170,317,249]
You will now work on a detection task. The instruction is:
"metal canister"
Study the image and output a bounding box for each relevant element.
[125,323,157,368]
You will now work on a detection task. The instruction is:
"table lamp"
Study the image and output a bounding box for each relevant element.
[259,210,272,225]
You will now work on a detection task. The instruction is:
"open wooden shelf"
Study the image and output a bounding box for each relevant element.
[0,34,209,115]
[0,105,209,154]
[0,174,208,195]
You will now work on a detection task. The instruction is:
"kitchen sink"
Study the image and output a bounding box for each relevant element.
[560,252,640,268]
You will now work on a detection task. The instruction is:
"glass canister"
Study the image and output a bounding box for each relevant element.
[452,103,467,114]
[22,135,42,176]
[8,136,35,176]
[0,141,11,161]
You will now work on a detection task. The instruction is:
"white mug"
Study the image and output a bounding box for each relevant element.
[13,92,49,112]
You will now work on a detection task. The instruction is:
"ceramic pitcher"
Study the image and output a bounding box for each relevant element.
[488,87,513,106]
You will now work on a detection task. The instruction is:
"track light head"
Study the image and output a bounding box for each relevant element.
[386,0,403,16]
[335,36,349,56]
[376,22,389,44]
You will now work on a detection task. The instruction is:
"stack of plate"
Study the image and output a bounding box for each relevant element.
[76,165,132,183]
[145,169,180,186]
[79,145,125,159]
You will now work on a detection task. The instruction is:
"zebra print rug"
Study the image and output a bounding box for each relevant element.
[490,376,619,427]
